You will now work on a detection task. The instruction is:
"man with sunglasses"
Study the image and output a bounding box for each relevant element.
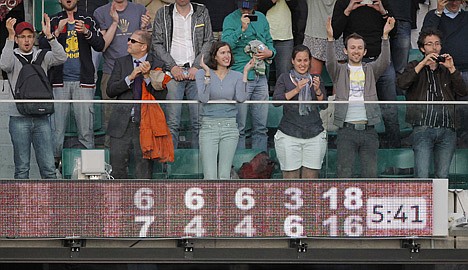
[40,0,105,171]
[397,29,466,179]
[107,30,168,179]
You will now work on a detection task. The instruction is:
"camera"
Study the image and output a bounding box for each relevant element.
[245,14,258,21]
[435,55,446,63]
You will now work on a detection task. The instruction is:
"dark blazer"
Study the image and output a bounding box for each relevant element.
[107,53,167,138]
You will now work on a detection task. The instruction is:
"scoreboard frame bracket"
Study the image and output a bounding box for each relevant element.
[63,239,86,258]
[289,239,308,253]
[401,239,420,253]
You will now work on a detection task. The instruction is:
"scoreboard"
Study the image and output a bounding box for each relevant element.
[0,179,448,238]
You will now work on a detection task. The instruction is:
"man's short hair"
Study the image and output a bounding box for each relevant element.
[417,28,443,52]
[134,30,151,52]
[344,33,366,49]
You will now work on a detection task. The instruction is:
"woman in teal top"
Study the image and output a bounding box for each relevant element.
[196,41,254,179]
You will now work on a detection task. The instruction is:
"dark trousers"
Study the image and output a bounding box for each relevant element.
[109,120,152,179]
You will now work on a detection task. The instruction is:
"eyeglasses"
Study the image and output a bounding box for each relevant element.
[128,38,144,45]
[16,35,34,39]
[424,41,442,47]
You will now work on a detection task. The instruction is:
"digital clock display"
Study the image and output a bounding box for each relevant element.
[0,179,447,238]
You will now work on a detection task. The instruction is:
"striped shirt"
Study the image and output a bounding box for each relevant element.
[415,68,453,129]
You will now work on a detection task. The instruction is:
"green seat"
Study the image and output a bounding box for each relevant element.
[449,149,468,189]
[408,49,424,63]
[151,162,167,179]
[267,98,283,128]
[62,148,110,179]
[378,148,414,178]
[321,149,337,178]
[396,95,413,137]
[167,149,203,179]
[321,65,333,88]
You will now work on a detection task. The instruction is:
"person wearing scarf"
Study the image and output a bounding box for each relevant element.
[272,44,327,179]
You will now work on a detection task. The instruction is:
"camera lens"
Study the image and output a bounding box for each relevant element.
[436,56,446,63]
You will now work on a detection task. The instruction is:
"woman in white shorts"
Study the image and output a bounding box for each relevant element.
[272,45,327,179]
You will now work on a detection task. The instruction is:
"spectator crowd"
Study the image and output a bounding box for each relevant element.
[0,0,467,180]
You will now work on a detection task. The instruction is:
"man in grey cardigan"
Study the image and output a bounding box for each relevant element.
[152,0,213,148]
[325,17,394,178]
[151,0,213,149]
[0,17,67,179]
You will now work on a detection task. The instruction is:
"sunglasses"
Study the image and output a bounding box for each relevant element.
[128,38,144,44]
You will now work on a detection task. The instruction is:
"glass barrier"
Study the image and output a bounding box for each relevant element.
[0,99,466,188]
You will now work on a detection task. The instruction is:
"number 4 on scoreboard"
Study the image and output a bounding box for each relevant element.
[235,215,256,237]
[184,215,206,237]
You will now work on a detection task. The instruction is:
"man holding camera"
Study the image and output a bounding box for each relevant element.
[423,0,468,146]
[397,29,466,179]
[222,0,276,152]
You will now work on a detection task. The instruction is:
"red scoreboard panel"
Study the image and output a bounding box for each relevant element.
[0,179,447,238]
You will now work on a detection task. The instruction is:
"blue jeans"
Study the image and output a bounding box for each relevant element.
[51,81,95,157]
[273,39,293,79]
[336,126,379,178]
[164,79,200,149]
[9,116,56,179]
[199,117,239,179]
[377,62,400,148]
[391,21,411,75]
[236,75,269,151]
[412,126,456,178]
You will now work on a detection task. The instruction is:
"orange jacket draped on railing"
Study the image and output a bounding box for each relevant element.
[139,78,174,162]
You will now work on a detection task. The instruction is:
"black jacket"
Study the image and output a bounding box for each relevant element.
[41,10,105,87]
[332,0,396,58]
[107,54,167,138]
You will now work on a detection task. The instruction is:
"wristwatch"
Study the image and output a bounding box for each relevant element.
[46,34,55,41]
[435,9,443,17]
[381,10,389,18]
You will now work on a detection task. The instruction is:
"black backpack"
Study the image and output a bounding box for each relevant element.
[11,50,54,116]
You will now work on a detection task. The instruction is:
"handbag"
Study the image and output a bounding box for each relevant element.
[320,94,338,132]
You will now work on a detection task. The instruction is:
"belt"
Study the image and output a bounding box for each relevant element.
[343,122,374,131]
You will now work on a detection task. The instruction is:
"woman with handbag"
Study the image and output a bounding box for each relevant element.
[195,41,254,179]
[273,44,327,179]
